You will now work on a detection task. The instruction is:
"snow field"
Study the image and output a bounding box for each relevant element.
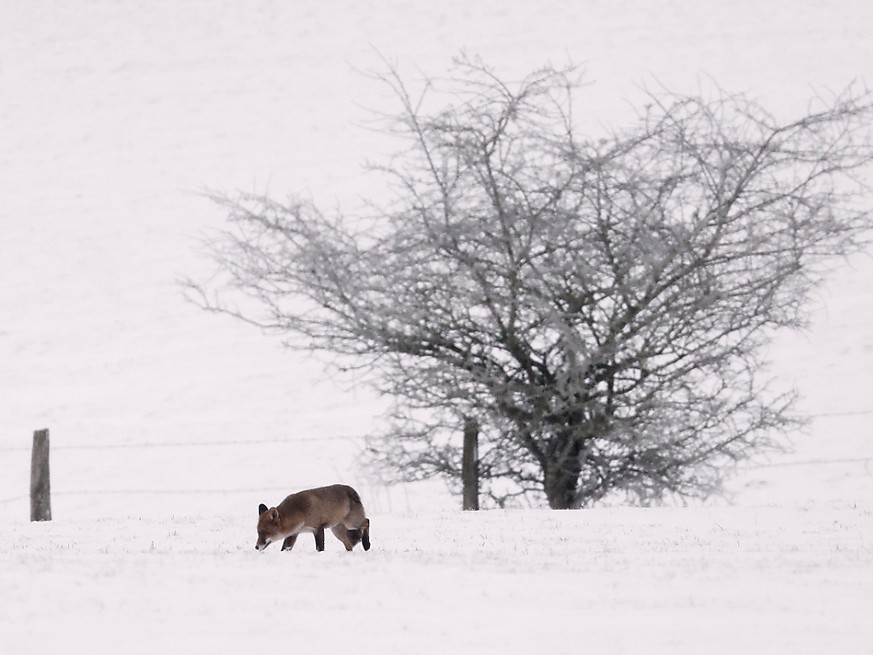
[2,506,871,654]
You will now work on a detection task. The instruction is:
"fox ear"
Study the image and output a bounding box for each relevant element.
[268,508,280,522]
[258,503,268,516]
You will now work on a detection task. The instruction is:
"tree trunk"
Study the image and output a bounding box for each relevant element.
[543,437,583,509]
[543,468,580,509]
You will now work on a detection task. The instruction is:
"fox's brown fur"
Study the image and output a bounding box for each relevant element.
[255,484,371,553]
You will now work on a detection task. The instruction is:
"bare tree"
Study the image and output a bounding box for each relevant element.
[186,57,873,509]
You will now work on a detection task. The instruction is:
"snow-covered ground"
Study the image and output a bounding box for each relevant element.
[4,506,872,654]
[2,1,873,653]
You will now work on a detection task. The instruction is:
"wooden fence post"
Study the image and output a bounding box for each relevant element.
[462,417,479,511]
[30,429,51,521]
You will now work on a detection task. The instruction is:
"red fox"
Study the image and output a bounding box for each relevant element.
[256,484,371,552]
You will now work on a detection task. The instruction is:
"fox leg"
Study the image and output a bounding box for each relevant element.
[360,518,371,551]
[314,525,326,552]
[330,524,355,551]
[281,535,297,551]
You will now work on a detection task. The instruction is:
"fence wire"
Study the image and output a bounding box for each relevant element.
[2,409,870,506]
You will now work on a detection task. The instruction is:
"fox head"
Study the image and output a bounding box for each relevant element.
[256,503,281,551]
